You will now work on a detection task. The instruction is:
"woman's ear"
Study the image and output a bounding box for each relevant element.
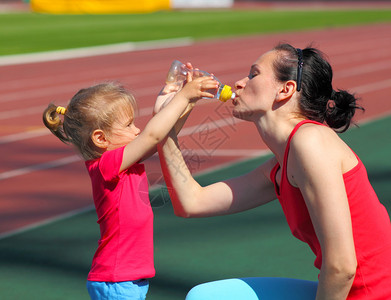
[276,80,296,102]
[91,129,109,149]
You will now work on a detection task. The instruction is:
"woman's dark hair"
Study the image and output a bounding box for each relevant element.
[272,43,364,132]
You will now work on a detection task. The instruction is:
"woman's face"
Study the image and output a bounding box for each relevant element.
[233,50,281,121]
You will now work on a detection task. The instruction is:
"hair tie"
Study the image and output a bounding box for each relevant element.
[296,48,304,92]
[327,99,336,110]
[56,106,67,115]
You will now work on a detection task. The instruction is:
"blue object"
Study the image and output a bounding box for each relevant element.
[86,279,149,300]
[186,277,317,300]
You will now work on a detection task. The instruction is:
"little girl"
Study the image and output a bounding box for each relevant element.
[42,76,217,300]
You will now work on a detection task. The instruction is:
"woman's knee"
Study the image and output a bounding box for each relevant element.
[185,277,318,300]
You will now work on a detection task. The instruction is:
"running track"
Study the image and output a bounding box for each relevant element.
[1,23,391,237]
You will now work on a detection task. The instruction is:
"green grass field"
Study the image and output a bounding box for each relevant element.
[1,9,391,55]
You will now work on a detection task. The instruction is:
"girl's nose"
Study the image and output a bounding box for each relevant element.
[132,124,141,136]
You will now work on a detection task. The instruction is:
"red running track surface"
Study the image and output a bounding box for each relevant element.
[1,24,391,236]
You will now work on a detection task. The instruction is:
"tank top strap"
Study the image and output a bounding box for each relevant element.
[282,120,326,171]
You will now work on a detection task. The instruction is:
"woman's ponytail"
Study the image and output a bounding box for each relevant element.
[324,90,364,133]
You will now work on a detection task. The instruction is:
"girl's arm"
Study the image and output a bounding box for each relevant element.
[137,65,197,164]
[289,125,357,300]
[137,95,195,163]
[157,130,277,218]
[120,76,217,172]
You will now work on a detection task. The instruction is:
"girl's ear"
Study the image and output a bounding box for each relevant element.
[276,80,296,102]
[91,129,109,149]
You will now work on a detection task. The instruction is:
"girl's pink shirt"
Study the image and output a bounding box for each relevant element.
[270,120,391,299]
[85,146,155,282]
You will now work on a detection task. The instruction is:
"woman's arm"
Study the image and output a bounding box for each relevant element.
[137,65,196,163]
[289,125,357,300]
[158,130,277,218]
[137,102,195,164]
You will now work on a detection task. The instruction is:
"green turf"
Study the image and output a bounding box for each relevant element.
[0,115,390,300]
[1,9,391,55]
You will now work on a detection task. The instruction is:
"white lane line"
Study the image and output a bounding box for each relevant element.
[0,155,81,180]
[0,205,95,240]
[178,117,243,137]
[0,128,48,144]
[0,37,194,66]
[335,60,391,79]
[351,78,391,94]
[0,105,45,120]
[181,148,270,157]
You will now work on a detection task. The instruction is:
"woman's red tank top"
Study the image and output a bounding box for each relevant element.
[270,120,391,299]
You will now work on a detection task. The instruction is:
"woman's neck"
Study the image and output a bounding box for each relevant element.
[254,115,305,164]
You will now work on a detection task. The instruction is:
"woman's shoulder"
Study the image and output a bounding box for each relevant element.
[289,122,357,173]
[290,122,338,151]
[288,122,345,166]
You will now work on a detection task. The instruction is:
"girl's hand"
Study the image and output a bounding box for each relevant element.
[154,62,195,115]
[179,76,218,103]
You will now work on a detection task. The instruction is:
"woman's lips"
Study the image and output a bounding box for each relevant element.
[232,94,238,105]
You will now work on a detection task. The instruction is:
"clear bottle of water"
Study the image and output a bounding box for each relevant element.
[165,60,235,102]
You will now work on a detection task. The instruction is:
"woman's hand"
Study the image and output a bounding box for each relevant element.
[154,83,180,115]
[154,62,196,115]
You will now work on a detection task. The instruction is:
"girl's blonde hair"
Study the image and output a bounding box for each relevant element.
[43,82,137,161]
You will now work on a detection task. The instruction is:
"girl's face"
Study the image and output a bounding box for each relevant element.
[106,111,140,151]
[233,50,281,121]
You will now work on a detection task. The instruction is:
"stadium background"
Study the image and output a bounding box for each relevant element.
[0,1,390,299]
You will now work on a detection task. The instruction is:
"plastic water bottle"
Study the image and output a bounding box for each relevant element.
[165,60,235,102]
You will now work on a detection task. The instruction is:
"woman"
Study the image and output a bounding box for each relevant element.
[157,44,391,299]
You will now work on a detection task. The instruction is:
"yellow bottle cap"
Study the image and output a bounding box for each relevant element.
[220,85,234,102]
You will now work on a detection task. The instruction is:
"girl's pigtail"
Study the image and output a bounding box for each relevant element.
[42,104,70,144]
